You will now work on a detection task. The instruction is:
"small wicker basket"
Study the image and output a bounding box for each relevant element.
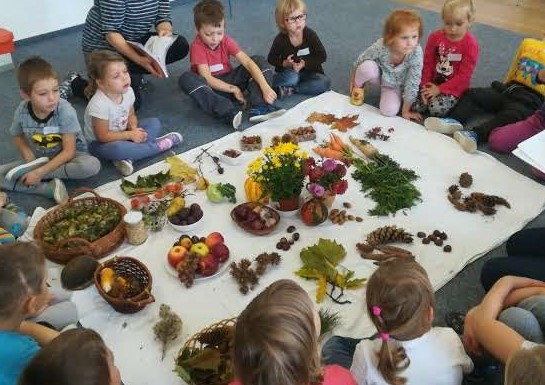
[176,317,236,385]
[33,188,127,264]
[94,256,154,314]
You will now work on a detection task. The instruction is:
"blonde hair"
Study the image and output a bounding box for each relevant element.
[505,345,545,385]
[85,50,126,97]
[383,9,423,47]
[366,260,435,385]
[0,242,46,320]
[233,279,323,385]
[442,0,475,23]
[275,0,307,33]
[17,56,58,94]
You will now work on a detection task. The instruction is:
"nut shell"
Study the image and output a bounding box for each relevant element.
[61,255,99,290]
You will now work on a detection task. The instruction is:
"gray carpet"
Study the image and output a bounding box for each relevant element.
[1,0,544,329]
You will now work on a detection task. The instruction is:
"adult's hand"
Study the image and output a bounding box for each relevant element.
[135,55,163,77]
[156,21,173,37]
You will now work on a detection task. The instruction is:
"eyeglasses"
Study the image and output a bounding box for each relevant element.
[286,13,307,24]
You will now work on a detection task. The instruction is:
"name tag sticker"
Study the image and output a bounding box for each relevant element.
[43,126,60,135]
[209,63,224,72]
[297,47,310,57]
[448,53,462,62]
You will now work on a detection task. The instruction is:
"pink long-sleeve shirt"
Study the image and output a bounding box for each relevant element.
[421,30,480,98]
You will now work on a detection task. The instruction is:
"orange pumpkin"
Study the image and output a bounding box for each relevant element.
[300,198,328,226]
[244,177,269,203]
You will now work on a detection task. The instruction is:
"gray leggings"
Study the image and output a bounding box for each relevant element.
[499,295,545,343]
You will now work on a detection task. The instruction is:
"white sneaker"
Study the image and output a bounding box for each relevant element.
[48,178,69,204]
[424,117,463,135]
[232,111,243,130]
[5,157,49,182]
[453,131,478,153]
[113,160,134,176]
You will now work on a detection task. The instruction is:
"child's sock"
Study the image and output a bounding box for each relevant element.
[156,132,184,151]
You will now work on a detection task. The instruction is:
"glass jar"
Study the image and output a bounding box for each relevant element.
[123,211,148,245]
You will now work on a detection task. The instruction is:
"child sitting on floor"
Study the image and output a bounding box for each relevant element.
[350,9,424,121]
[2,57,101,204]
[231,279,357,385]
[267,0,330,99]
[425,37,545,153]
[18,328,121,385]
[179,0,285,130]
[0,242,61,385]
[414,0,479,119]
[83,50,183,176]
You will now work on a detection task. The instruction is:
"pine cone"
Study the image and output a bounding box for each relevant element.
[448,184,459,195]
[459,172,473,188]
[366,225,413,247]
[197,326,230,347]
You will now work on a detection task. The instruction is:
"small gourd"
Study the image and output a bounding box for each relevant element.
[300,198,328,226]
[244,177,269,203]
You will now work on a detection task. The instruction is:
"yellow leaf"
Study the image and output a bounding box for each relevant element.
[316,275,327,303]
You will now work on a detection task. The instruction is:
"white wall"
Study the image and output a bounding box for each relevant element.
[1,0,94,41]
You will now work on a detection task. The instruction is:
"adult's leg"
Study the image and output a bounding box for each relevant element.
[488,109,545,153]
[448,87,503,125]
[379,86,402,117]
[321,336,362,369]
[481,256,545,291]
[43,153,101,180]
[472,100,535,143]
[506,228,545,257]
[297,72,331,95]
[178,71,239,122]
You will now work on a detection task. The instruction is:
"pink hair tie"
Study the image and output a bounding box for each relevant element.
[379,332,390,341]
[372,306,381,316]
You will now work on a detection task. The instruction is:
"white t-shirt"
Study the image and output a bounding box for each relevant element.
[350,327,473,385]
[83,87,136,141]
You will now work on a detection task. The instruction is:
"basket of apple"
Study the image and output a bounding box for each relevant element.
[166,232,230,287]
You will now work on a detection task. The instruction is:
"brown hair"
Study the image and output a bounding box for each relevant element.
[233,279,322,385]
[0,242,46,320]
[505,345,545,385]
[365,260,435,385]
[442,0,475,23]
[275,0,307,33]
[18,328,111,385]
[383,9,423,47]
[17,56,58,94]
[193,0,224,29]
[85,49,126,96]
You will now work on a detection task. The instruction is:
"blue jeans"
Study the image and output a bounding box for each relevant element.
[499,295,545,343]
[321,336,363,369]
[88,117,162,162]
[273,69,330,96]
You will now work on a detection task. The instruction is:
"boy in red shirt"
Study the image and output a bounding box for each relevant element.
[179,0,285,130]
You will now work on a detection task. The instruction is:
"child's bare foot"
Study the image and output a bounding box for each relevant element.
[350,87,364,106]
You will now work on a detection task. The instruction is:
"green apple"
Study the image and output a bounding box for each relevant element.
[190,242,210,257]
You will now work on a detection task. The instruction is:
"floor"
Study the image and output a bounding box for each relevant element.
[394,0,545,37]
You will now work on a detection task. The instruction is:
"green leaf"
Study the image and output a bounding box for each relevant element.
[120,170,171,196]
[174,365,193,383]
[217,183,237,203]
[179,347,221,371]
[294,267,323,279]
[316,238,346,265]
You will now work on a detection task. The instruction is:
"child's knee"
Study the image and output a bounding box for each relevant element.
[178,71,203,94]
[487,130,511,153]
[380,104,400,117]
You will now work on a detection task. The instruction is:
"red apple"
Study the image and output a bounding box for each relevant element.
[168,246,187,268]
[199,254,219,276]
[205,232,224,248]
[211,243,230,263]
[190,242,210,257]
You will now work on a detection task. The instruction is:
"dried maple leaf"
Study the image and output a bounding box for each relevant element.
[331,114,359,132]
[306,112,336,125]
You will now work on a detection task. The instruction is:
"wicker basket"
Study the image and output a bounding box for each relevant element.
[94,256,154,314]
[176,317,236,385]
[33,188,127,264]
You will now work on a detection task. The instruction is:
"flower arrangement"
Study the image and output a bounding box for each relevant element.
[247,142,308,202]
[306,158,348,198]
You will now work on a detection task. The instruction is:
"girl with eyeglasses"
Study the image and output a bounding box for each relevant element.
[267,0,330,99]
